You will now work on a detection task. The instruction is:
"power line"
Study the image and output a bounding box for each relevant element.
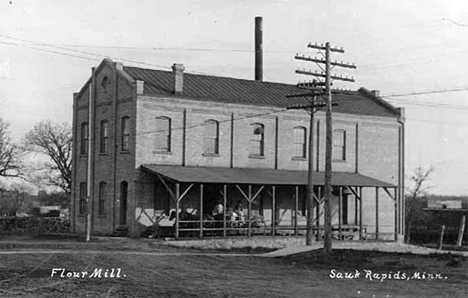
[382,87,468,98]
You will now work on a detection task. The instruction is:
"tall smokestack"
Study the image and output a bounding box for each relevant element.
[255,16,263,81]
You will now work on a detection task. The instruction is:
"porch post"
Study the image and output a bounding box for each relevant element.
[295,186,299,236]
[175,183,180,239]
[354,187,358,225]
[317,186,321,240]
[375,187,379,240]
[223,184,227,238]
[338,187,342,240]
[394,187,398,241]
[272,186,276,236]
[248,185,252,237]
[199,184,204,239]
[359,186,363,240]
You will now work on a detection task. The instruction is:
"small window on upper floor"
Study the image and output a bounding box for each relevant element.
[203,120,219,155]
[293,126,307,158]
[100,120,109,154]
[80,122,89,155]
[155,116,171,152]
[250,123,264,157]
[333,129,346,161]
[121,116,130,152]
[101,76,109,93]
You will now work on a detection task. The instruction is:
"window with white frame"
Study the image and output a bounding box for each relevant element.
[293,126,307,158]
[250,123,264,156]
[333,129,346,161]
[155,116,171,152]
[203,120,219,154]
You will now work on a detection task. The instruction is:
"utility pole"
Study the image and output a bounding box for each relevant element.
[295,42,355,254]
[287,81,326,245]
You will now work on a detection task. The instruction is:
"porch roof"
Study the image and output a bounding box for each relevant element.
[141,165,396,188]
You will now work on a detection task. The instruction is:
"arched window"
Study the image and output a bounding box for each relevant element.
[100,120,109,153]
[80,122,89,155]
[121,116,130,151]
[293,126,307,158]
[79,182,87,215]
[250,123,264,156]
[155,117,171,152]
[333,129,346,161]
[101,76,109,92]
[98,182,107,215]
[203,120,219,154]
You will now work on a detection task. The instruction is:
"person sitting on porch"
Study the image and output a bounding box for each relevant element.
[236,203,245,223]
[213,201,224,216]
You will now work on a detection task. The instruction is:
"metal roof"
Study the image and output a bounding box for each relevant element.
[141,164,396,187]
[124,66,400,118]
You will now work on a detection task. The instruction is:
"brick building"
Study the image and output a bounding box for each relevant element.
[71,58,405,241]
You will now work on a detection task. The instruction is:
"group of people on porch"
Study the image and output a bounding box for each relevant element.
[212,201,246,224]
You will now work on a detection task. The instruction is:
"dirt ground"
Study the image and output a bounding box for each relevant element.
[0,237,466,298]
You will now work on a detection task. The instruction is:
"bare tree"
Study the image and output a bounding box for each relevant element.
[0,118,22,177]
[0,183,34,216]
[405,166,433,243]
[25,121,72,194]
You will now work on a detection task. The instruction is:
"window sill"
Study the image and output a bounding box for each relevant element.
[79,154,88,158]
[119,150,131,154]
[153,151,172,155]
[77,214,87,217]
[99,153,109,156]
[292,157,307,161]
[333,159,347,163]
[98,214,107,218]
[248,155,265,159]
[202,153,219,157]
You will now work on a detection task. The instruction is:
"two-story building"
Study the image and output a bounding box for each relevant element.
[71,58,405,241]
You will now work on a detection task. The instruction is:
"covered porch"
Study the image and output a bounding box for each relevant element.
[138,165,399,241]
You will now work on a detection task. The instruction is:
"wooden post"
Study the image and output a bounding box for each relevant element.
[394,187,398,241]
[338,187,342,240]
[295,186,299,236]
[375,187,379,240]
[248,185,252,237]
[359,187,363,240]
[199,184,204,239]
[175,183,180,239]
[306,104,315,245]
[438,225,445,250]
[457,215,466,247]
[223,184,227,238]
[354,187,358,225]
[272,186,276,236]
[317,187,321,240]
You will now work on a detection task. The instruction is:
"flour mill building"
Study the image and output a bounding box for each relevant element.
[71,58,405,241]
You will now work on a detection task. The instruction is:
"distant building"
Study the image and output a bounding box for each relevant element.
[70,59,405,240]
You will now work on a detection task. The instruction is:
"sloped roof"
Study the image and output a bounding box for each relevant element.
[123,66,400,118]
[142,164,396,187]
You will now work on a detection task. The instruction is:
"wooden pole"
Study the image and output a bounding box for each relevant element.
[272,186,276,236]
[338,187,342,240]
[175,183,180,239]
[457,215,466,247]
[323,42,333,254]
[359,187,363,240]
[223,184,227,238]
[248,185,252,237]
[295,186,299,236]
[306,104,315,245]
[375,187,379,240]
[438,225,445,250]
[199,184,203,239]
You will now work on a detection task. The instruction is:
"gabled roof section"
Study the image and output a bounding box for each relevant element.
[107,63,398,118]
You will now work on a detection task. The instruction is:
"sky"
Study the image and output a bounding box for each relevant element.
[0,0,467,195]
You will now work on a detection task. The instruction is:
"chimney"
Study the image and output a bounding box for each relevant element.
[172,63,185,94]
[371,90,380,97]
[255,16,263,81]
